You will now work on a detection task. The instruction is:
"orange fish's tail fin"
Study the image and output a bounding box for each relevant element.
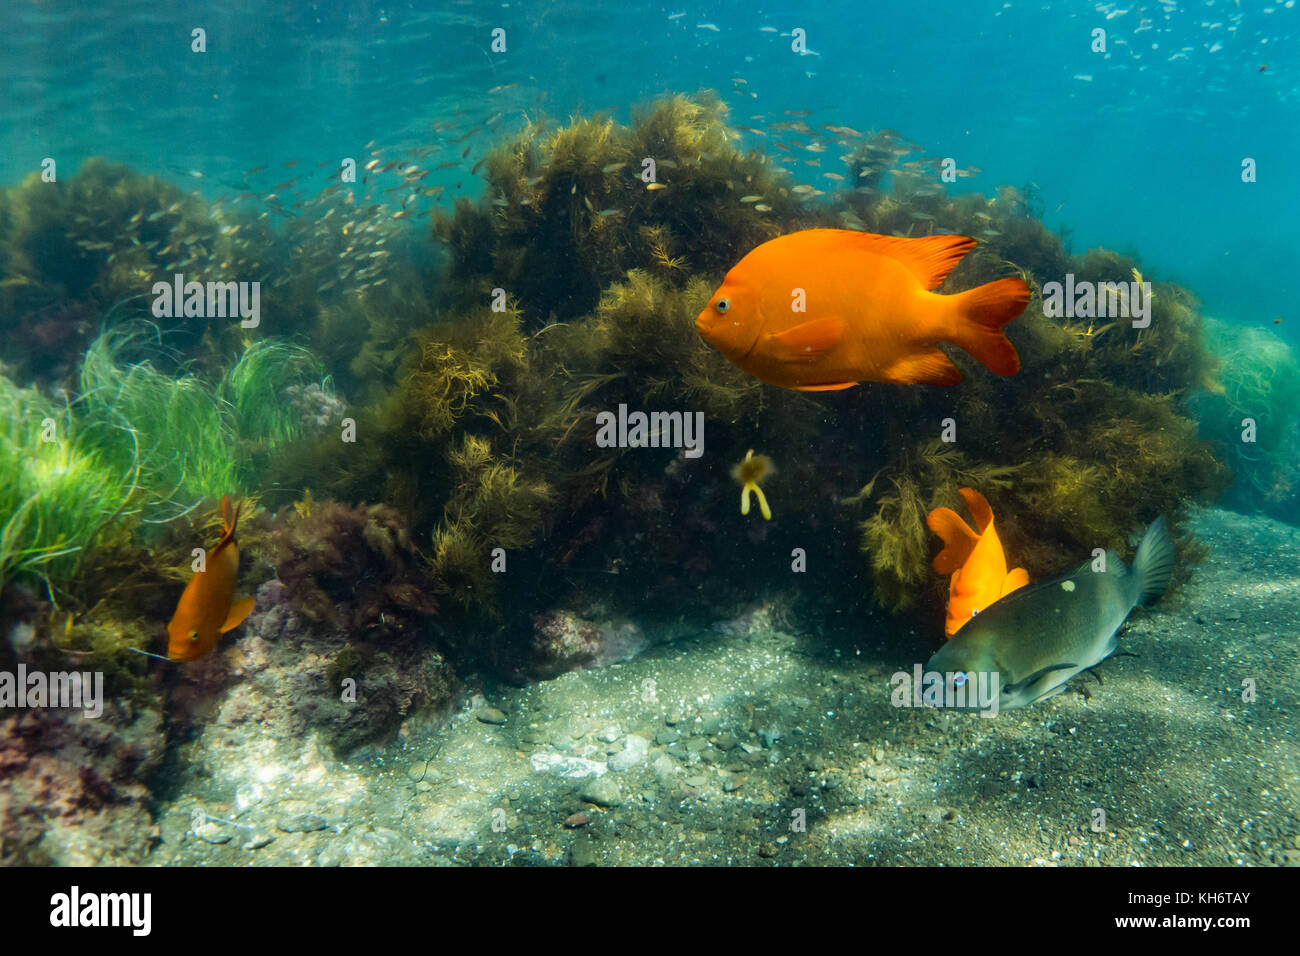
[947,277,1029,377]
[926,507,979,575]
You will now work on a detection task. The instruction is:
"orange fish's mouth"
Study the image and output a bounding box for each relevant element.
[695,310,713,338]
[697,306,758,361]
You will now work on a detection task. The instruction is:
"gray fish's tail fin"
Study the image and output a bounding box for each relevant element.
[1132,516,1175,606]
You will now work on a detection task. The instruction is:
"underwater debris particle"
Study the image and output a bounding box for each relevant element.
[732,449,774,520]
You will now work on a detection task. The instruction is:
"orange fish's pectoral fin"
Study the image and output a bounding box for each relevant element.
[765,318,846,363]
[926,507,979,574]
[792,381,857,391]
[883,348,962,386]
[220,596,255,633]
[1001,567,1030,596]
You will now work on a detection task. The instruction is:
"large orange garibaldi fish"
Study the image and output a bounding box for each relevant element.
[927,488,1029,638]
[166,495,255,661]
[696,229,1031,389]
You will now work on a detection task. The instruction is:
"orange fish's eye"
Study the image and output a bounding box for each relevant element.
[189,630,199,644]
[715,297,730,313]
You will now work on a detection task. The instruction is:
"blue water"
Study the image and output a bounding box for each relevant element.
[2,0,1296,328]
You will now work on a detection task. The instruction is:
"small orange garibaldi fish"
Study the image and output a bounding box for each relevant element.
[696,229,1030,389]
[927,488,1029,638]
[166,495,254,661]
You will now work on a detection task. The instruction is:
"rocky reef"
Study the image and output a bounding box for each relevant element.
[0,700,163,865]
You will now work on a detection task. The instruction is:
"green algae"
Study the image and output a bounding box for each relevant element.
[0,374,138,598]
[1195,319,1300,522]
[78,327,334,509]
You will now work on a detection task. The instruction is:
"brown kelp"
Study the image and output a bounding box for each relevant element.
[434,93,803,321]
[297,87,1227,634]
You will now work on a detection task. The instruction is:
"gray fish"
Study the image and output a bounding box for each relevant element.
[926,517,1175,711]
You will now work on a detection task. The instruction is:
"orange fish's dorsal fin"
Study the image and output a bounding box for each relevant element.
[220,595,255,633]
[1001,567,1030,596]
[766,318,845,363]
[215,495,242,551]
[927,507,979,575]
[839,230,977,290]
[957,488,994,534]
[882,348,961,386]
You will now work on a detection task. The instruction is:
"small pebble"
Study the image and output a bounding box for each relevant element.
[581,776,623,807]
[565,813,590,828]
[279,813,327,833]
[652,754,678,786]
[570,838,596,867]
[609,734,650,772]
[476,707,507,725]
[194,822,231,845]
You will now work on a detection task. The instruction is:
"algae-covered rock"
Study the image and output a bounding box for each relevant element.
[435,92,800,321]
